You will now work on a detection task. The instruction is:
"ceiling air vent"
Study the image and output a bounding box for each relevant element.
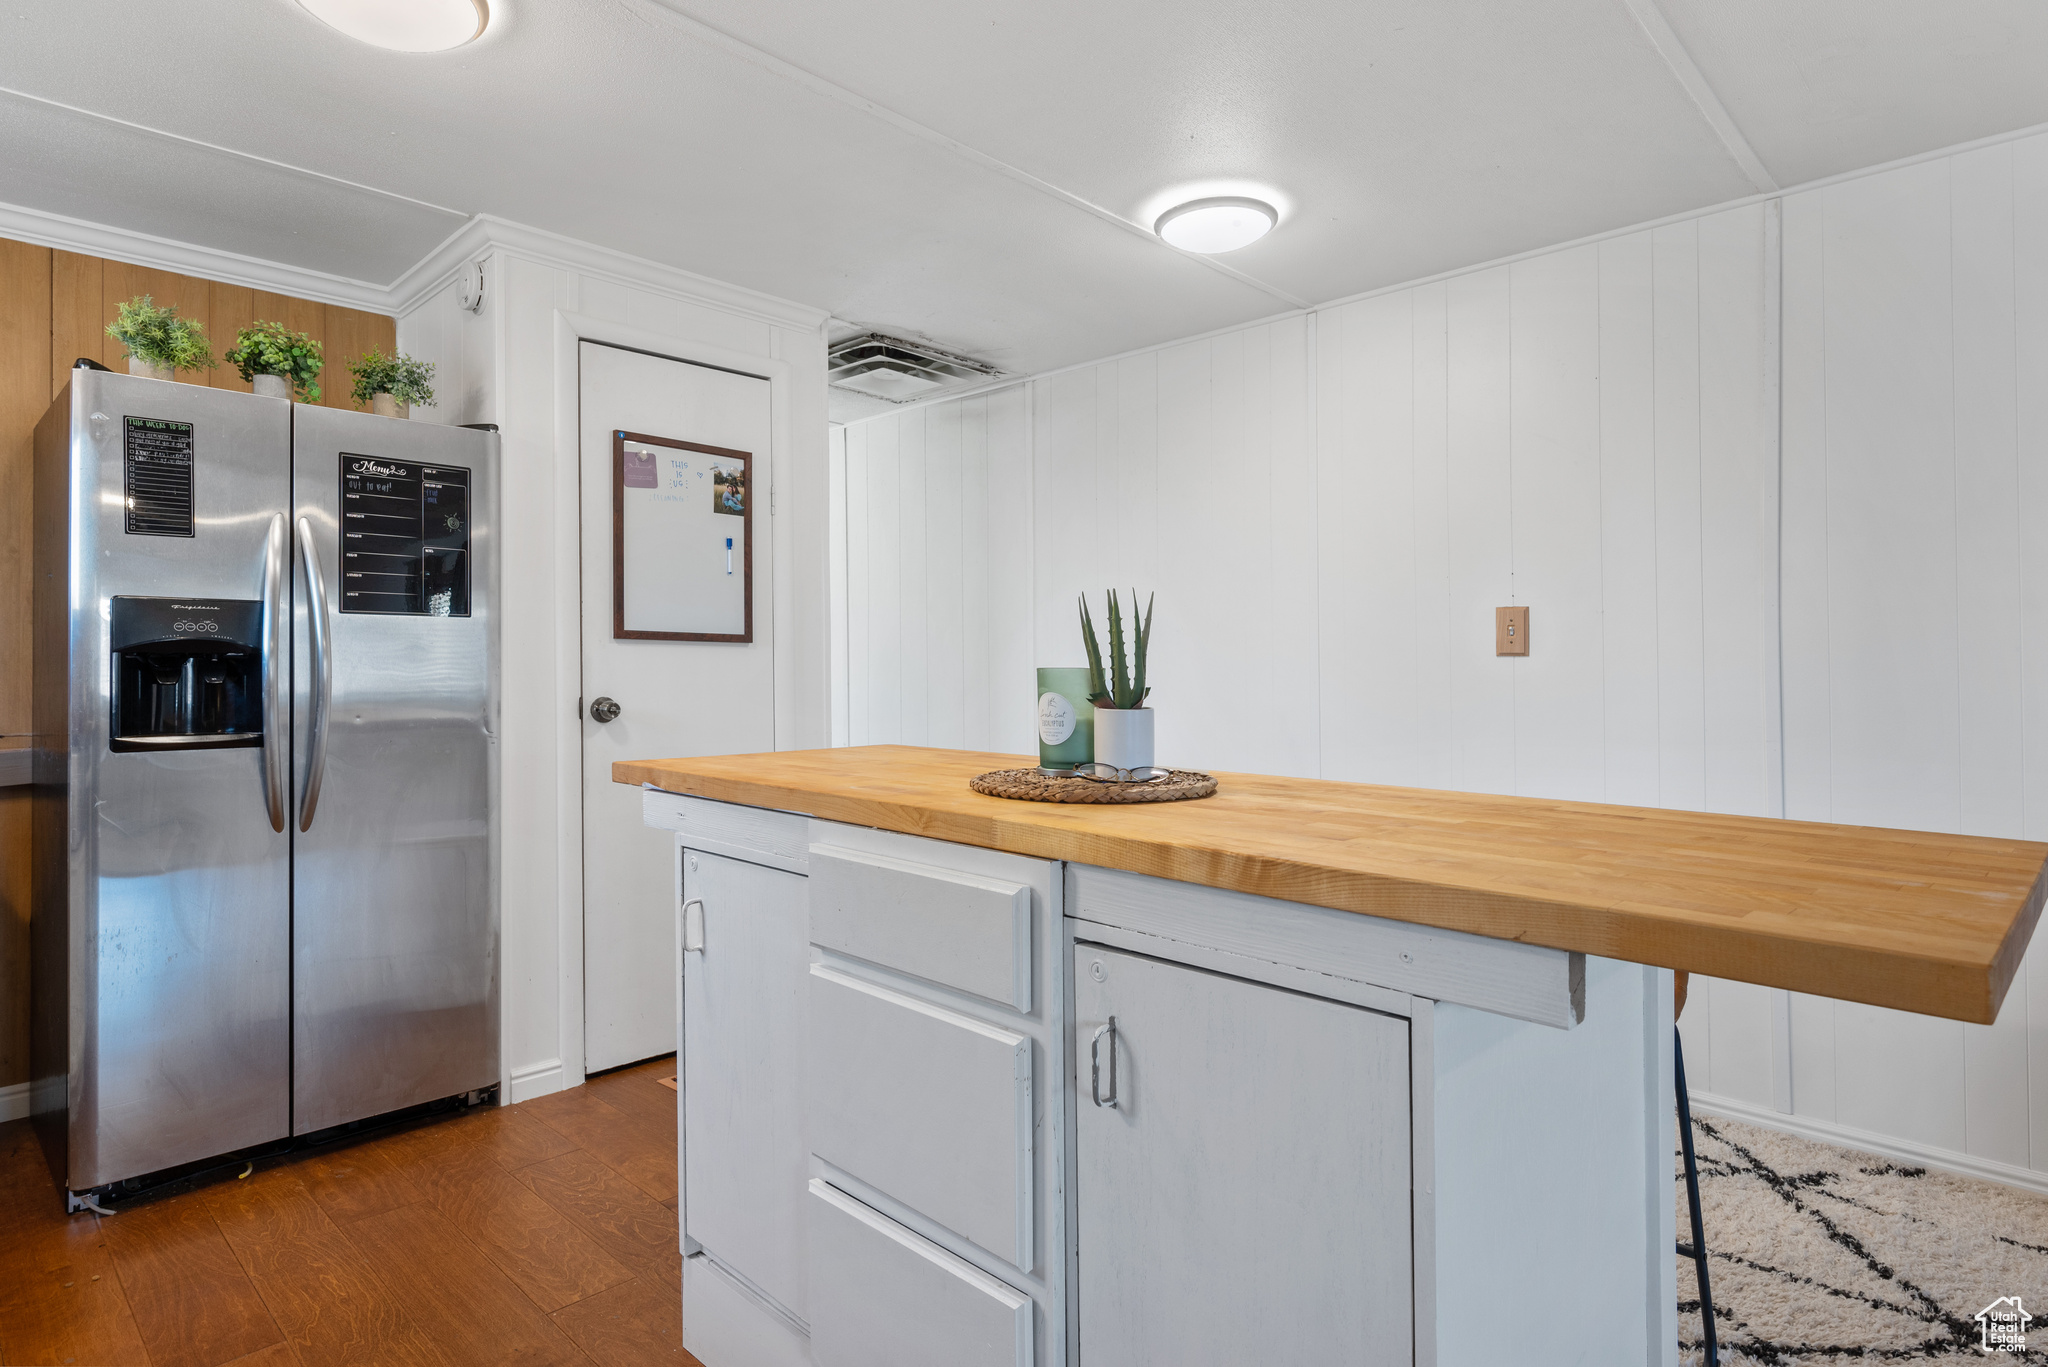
[828,333,1002,404]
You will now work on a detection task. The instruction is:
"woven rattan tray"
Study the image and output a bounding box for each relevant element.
[969,767,1218,804]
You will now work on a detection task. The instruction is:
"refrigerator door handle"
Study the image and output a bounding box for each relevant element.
[297,516,333,832]
[260,513,288,832]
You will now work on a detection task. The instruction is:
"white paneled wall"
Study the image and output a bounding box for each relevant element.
[1034,322,1321,776]
[833,125,2048,1190]
[1761,135,2048,1175]
[1311,213,1776,812]
[842,207,1774,800]
[402,245,829,1101]
[842,387,1034,754]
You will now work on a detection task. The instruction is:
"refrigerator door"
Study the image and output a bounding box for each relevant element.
[35,372,293,1192]
[289,408,499,1134]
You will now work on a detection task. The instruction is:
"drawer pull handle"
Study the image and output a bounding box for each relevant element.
[683,899,705,953]
[1090,1017,1118,1108]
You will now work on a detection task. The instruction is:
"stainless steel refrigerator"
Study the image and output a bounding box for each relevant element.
[30,364,499,1206]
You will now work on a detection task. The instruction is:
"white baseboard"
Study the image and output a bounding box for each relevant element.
[1690,1089,2048,1198]
[507,1059,567,1104]
[0,1080,28,1124]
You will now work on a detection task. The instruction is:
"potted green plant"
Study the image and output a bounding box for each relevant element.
[1079,589,1155,773]
[225,321,324,402]
[106,296,216,381]
[348,347,436,418]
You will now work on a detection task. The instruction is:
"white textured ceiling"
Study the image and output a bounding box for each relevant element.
[3,0,2046,390]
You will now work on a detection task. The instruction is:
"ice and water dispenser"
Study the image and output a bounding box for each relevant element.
[109,596,265,751]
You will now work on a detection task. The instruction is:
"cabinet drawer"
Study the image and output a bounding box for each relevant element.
[809,965,1032,1268]
[809,844,1031,1011]
[808,1179,1032,1367]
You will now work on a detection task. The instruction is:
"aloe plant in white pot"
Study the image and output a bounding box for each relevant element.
[1080,589,1155,773]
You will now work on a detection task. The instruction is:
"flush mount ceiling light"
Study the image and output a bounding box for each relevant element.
[299,0,489,51]
[1154,196,1278,254]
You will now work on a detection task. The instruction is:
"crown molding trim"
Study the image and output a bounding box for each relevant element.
[388,214,832,335]
[0,196,834,337]
[0,195,396,313]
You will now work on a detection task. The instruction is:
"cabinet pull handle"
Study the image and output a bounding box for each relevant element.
[1090,1017,1118,1108]
[683,899,705,953]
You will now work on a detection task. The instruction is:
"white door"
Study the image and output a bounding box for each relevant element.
[581,340,774,1072]
[1073,944,1414,1365]
[683,849,809,1324]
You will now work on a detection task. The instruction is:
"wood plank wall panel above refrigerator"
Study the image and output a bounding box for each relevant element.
[49,250,100,395]
[0,236,49,1097]
[0,237,51,737]
[0,232,396,1098]
[37,253,394,407]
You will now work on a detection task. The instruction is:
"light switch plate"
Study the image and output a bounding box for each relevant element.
[1496,605,1529,656]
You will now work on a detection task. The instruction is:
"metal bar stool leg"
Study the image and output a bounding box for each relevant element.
[1675,1025,1719,1367]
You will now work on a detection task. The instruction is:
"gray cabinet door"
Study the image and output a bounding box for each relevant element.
[1074,944,1413,1365]
[684,849,810,1325]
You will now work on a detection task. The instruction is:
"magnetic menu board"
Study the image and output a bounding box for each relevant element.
[124,416,195,537]
[338,454,471,616]
[612,429,751,642]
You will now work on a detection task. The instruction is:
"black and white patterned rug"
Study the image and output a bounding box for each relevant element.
[1679,1113,2048,1364]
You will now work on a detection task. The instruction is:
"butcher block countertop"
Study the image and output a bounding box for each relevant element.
[616,744,2048,1025]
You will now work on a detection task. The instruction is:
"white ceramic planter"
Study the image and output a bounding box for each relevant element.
[127,357,173,381]
[1093,706,1155,772]
[251,373,290,400]
[370,392,408,419]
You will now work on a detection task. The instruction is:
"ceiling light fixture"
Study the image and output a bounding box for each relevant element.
[1154,196,1277,254]
[298,0,489,51]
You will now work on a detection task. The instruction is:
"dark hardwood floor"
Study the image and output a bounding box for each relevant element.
[0,1058,699,1367]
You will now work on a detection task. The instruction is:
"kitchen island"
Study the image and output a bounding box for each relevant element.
[618,745,2048,1367]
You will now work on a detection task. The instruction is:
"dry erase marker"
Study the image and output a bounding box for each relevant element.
[726,537,733,574]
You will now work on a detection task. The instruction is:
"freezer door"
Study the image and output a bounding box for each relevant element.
[35,372,294,1191]
[290,407,499,1134]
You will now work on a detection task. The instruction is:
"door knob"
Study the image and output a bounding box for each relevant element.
[589,696,621,723]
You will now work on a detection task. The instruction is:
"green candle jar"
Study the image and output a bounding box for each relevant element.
[1036,667,1095,771]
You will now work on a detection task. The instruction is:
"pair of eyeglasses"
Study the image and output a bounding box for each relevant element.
[1065,763,1171,784]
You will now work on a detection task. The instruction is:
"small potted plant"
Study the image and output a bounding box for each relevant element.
[106,296,216,381]
[226,321,324,402]
[1080,589,1155,773]
[349,347,436,418]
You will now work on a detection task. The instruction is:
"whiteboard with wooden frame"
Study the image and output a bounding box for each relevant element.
[612,429,753,641]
